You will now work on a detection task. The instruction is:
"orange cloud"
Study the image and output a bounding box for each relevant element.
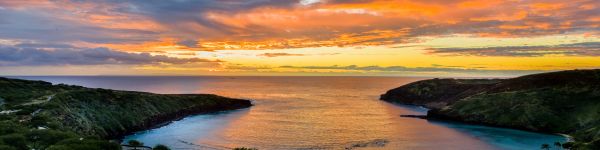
[0,0,598,51]
[531,3,566,11]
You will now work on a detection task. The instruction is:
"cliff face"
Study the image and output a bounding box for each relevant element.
[0,77,252,138]
[381,69,600,149]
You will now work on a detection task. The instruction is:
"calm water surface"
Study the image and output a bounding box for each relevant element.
[15,76,566,150]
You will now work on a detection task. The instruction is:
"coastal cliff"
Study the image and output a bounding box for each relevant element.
[0,77,252,149]
[380,78,502,109]
[381,69,600,149]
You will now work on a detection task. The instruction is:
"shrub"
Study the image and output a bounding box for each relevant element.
[153,144,170,150]
[128,140,144,147]
[0,134,27,150]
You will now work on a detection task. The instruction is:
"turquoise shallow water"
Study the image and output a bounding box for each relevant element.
[15,76,567,150]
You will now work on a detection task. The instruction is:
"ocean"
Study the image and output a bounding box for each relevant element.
[14,76,566,150]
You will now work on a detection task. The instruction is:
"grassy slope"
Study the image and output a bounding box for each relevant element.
[0,77,252,149]
[381,69,600,149]
[380,78,502,109]
[47,90,252,138]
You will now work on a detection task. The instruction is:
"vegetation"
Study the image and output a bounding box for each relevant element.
[152,144,170,150]
[0,120,121,150]
[539,141,575,150]
[0,77,252,149]
[47,89,252,138]
[541,143,551,150]
[127,140,144,147]
[554,142,562,149]
[381,69,600,150]
[380,78,501,109]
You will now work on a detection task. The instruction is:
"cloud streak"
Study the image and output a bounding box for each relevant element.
[279,65,547,75]
[280,65,481,72]
[258,53,305,57]
[426,42,600,57]
[0,45,218,66]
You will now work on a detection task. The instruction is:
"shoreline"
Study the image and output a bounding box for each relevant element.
[113,100,253,140]
[377,70,600,148]
[392,103,571,141]
[557,134,574,142]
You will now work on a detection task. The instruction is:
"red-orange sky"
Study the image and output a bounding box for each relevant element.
[0,0,599,76]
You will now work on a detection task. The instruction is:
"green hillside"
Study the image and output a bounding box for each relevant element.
[0,77,252,150]
[381,69,600,149]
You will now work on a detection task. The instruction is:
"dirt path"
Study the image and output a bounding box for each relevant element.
[21,94,55,106]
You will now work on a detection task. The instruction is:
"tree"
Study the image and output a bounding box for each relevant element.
[541,144,551,150]
[128,140,143,147]
[0,145,16,150]
[153,144,170,150]
[591,139,600,150]
[29,114,50,128]
[51,138,120,150]
[26,129,76,149]
[0,134,27,150]
[553,142,561,150]
[561,142,574,150]
[128,140,144,150]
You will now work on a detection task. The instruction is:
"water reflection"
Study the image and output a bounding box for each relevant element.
[14,76,566,150]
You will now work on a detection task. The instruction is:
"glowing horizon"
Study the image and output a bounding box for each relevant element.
[0,0,598,77]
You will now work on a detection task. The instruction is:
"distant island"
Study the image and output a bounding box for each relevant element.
[0,77,252,150]
[381,69,600,149]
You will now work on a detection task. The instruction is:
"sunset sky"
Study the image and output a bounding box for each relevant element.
[0,0,599,77]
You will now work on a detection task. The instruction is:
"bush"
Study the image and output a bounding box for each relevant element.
[0,134,27,150]
[52,138,120,150]
[153,144,170,150]
[29,114,51,128]
[0,122,26,135]
[26,130,77,149]
[0,145,16,150]
[128,140,144,147]
[561,142,574,149]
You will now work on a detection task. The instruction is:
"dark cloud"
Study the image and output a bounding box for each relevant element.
[258,53,305,57]
[257,52,340,57]
[280,65,476,72]
[176,39,199,48]
[0,8,159,44]
[225,65,272,71]
[426,42,600,57]
[279,65,546,74]
[0,44,218,66]
[120,0,299,36]
[14,42,75,49]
